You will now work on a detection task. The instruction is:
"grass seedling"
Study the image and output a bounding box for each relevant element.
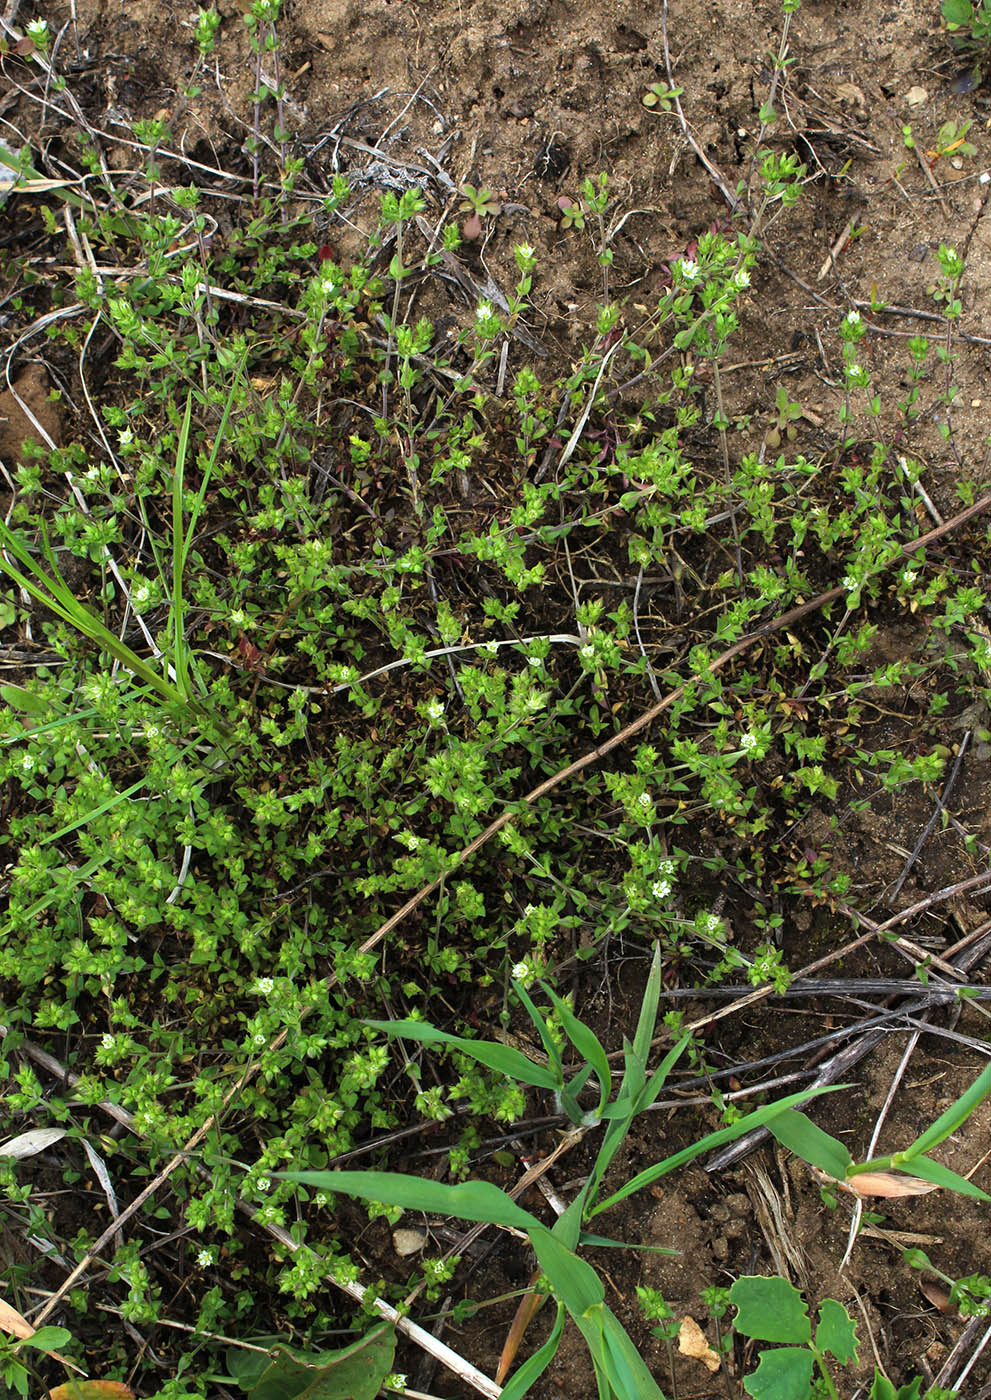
[278,948,840,1398]
[766,1060,991,1201]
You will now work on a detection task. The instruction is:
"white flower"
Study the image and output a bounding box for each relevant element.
[846,309,861,325]
[118,427,134,447]
[902,570,917,585]
[320,277,337,297]
[524,904,535,916]
[652,879,671,899]
[740,732,758,752]
[703,914,723,936]
[256,977,274,996]
[145,724,161,740]
[229,609,247,627]
[314,1192,328,1207]
[101,1033,115,1049]
[20,754,34,773]
[483,640,499,654]
[847,363,864,380]
[638,792,652,809]
[658,859,675,877]
[384,1376,408,1393]
[842,575,857,591]
[476,302,495,321]
[426,699,444,721]
[196,1247,215,1268]
[407,835,421,852]
[511,961,531,981]
[527,655,542,667]
[26,19,48,38]
[580,644,595,659]
[256,1177,270,1193]
[516,245,533,260]
[734,269,750,289]
[253,1032,266,1047]
[679,258,700,283]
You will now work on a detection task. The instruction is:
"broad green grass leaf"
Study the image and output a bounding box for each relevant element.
[765,1107,852,1179]
[498,1303,565,1400]
[512,980,564,1080]
[633,944,663,1064]
[363,1019,560,1090]
[637,1035,690,1112]
[590,1085,844,1218]
[742,1345,814,1400]
[902,1061,991,1158]
[542,988,611,1115]
[277,1170,541,1230]
[730,1276,810,1344]
[598,1306,668,1400]
[889,1154,991,1201]
[529,1225,604,1317]
[816,1298,858,1364]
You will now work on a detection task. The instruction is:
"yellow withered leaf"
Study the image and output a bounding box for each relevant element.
[678,1316,721,1373]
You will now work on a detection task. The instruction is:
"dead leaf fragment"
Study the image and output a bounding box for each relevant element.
[0,1297,35,1341]
[906,86,928,108]
[392,1228,426,1257]
[678,1316,721,1373]
[835,82,866,111]
[840,1171,940,1198]
[0,1127,66,1159]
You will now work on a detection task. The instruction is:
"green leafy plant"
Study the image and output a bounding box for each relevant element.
[766,1061,991,1201]
[730,1276,947,1400]
[277,948,839,1398]
[223,1323,395,1400]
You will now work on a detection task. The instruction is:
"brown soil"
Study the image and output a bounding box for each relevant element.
[5,0,991,1397]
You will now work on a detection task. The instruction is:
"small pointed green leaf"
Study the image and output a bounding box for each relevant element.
[730,1276,811,1344]
[816,1298,858,1364]
[903,1061,991,1159]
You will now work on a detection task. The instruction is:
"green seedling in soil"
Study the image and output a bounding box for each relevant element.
[765,1060,991,1201]
[766,384,803,449]
[926,119,977,167]
[459,183,502,241]
[279,948,841,1399]
[942,0,991,66]
[729,1275,950,1400]
[642,82,684,111]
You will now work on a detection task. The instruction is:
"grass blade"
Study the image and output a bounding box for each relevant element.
[363,1018,561,1090]
[276,1170,542,1230]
